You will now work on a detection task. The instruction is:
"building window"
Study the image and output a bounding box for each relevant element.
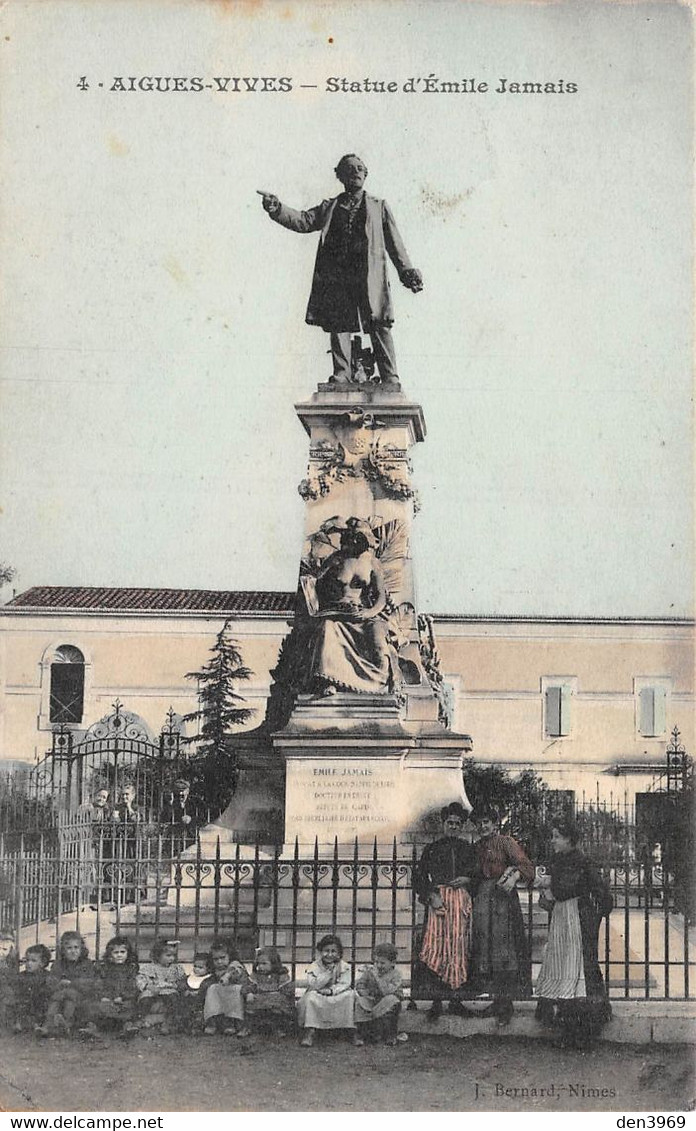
[638,686,667,738]
[49,645,85,724]
[544,683,572,737]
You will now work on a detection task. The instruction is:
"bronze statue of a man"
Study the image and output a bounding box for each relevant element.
[260,155,423,385]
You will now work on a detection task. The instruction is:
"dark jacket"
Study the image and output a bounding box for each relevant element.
[415,836,478,904]
[270,193,414,331]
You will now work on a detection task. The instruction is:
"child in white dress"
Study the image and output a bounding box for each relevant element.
[136,939,187,1033]
[297,934,356,1047]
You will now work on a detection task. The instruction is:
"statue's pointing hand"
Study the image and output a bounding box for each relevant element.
[402,267,424,293]
[257,190,280,215]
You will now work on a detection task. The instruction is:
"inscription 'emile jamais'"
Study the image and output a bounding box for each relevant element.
[287,761,400,830]
[325,76,578,94]
[313,767,373,776]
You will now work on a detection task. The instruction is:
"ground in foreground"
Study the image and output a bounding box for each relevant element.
[0,1032,693,1113]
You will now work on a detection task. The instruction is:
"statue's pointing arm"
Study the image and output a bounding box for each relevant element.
[262,194,330,235]
[382,201,423,293]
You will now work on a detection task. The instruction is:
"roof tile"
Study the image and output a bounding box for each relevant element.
[5,586,295,614]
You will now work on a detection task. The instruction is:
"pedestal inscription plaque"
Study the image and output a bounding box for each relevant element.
[285,757,402,843]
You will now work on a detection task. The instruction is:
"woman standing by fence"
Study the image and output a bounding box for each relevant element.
[535,817,613,1049]
[414,802,477,1019]
[470,809,535,1026]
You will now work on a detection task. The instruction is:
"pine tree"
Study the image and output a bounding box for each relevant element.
[0,563,16,587]
[182,621,254,812]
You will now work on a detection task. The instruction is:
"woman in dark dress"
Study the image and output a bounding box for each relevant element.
[535,818,613,1049]
[414,802,477,1019]
[470,809,535,1026]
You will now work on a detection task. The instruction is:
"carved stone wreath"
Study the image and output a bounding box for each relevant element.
[298,438,419,508]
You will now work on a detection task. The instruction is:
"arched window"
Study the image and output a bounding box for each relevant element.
[50,645,85,724]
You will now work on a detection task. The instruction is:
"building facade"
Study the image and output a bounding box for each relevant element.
[0,586,692,806]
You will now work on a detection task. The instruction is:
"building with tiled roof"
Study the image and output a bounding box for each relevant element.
[5,586,294,615]
[0,585,693,805]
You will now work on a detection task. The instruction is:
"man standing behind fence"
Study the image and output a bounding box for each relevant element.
[77,785,114,909]
[112,783,143,905]
[159,779,198,850]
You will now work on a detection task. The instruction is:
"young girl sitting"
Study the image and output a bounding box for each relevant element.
[0,930,18,1030]
[87,935,139,1035]
[200,938,251,1037]
[246,947,295,1035]
[44,931,97,1035]
[136,939,187,1034]
[297,934,356,1047]
[13,944,55,1033]
[354,942,404,1045]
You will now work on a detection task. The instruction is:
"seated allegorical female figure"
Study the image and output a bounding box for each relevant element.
[297,517,399,696]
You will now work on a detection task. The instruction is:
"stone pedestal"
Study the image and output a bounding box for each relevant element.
[204,379,474,853]
[276,693,471,848]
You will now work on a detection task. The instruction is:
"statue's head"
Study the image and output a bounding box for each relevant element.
[339,528,371,557]
[339,516,376,557]
[335,154,368,190]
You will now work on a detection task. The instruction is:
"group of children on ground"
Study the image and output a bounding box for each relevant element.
[0,928,404,1047]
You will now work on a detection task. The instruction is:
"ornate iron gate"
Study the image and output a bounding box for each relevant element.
[30,701,187,811]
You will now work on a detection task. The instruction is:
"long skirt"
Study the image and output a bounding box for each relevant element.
[471,880,531,998]
[419,885,473,991]
[297,989,355,1030]
[204,983,245,1023]
[536,897,611,1035]
[536,897,586,998]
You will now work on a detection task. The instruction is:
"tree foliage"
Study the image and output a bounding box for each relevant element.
[461,759,635,864]
[182,622,254,814]
[462,759,557,859]
[0,562,16,587]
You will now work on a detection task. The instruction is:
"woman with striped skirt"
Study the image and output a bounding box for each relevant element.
[414,802,477,1020]
[535,818,613,1049]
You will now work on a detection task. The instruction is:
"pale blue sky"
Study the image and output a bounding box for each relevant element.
[0,0,692,617]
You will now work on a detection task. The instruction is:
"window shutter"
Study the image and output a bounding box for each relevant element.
[545,685,571,737]
[639,687,655,736]
[653,687,666,736]
[545,686,562,736]
[559,684,571,736]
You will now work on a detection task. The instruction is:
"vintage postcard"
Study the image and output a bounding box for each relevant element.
[0,0,693,1118]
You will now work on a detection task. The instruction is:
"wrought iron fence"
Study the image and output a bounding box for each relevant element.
[0,828,692,1001]
[29,702,189,811]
